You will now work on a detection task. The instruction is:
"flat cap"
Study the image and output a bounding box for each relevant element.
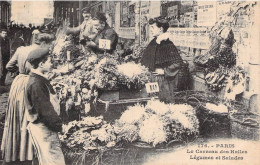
[81,7,91,13]
[27,48,50,65]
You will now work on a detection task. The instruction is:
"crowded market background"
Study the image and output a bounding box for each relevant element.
[0,0,259,165]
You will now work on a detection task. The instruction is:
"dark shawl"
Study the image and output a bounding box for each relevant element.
[141,37,183,72]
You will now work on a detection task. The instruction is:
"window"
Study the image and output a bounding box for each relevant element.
[120,1,135,27]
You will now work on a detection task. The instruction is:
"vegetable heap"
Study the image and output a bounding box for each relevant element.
[114,99,199,146]
[117,62,152,89]
[60,116,117,151]
[60,99,199,151]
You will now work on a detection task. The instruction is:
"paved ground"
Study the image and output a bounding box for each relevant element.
[0,85,10,160]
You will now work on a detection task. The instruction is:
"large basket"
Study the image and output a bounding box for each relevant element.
[196,105,231,138]
[230,113,259,140]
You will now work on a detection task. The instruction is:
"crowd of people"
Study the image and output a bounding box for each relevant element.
[0,24,42,86]
[0,6,189,165]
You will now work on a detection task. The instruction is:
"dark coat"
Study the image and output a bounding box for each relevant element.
[91,24,118,54]
[0,36,10,62]
[25,72,62,132]
[0,36,10,80]
[141,37,190,99]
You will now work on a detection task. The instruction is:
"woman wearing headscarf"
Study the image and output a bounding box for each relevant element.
[141,16,190,101]
[1,32,55,164]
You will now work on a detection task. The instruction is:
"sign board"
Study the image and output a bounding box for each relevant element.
[197,1,217,26]
[145,82,159,93]
[118,27,135,39]
[167,28,210,49]
[168,5,178,17]
[99,39,111,50]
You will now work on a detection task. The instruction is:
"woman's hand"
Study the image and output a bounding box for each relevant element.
[86,41,97,47]
[153,68,164,75]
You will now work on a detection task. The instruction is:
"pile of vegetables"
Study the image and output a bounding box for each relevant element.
[117,62,152,89]
[50,46,151,120]
[122,46,145,63]
[60,116,117,151]
[204,66,246,92]
[91,58,119,90]
[114,99,199,146]
[60,99,199,151]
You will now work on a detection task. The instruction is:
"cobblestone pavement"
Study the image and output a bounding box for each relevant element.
[0,86,9,158]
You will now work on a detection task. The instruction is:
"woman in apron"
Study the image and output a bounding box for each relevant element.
[1,33,54,164]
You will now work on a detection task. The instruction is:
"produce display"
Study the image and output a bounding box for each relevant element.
[114,99,199,146]
[50,35,152,121]
[59,116,117,151]
[117,62,152,89]
[60,99,199,151]
[193,2,254,93]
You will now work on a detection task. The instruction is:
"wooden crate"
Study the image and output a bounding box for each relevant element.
[119,87,150,99]
[99,90,120,101]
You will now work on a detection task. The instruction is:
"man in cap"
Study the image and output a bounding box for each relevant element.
[25,48,65,165]
[86,12,118,54]
[66,7,94,51]
[0,29,10,85]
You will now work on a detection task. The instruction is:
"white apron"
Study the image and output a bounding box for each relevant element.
[27,122,65,165]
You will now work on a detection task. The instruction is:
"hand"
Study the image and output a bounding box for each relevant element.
[63,19,70,27]
[153,68,164,75]
[86,41,96,47]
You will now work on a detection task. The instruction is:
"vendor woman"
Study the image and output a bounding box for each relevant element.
[86,12,118,54]
[141,16,190,101]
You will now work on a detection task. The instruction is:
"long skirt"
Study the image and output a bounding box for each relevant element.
[1,74,34,162]
[27,122,65,165]
[152,68,190,102]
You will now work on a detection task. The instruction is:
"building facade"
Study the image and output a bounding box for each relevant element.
[0,1,11,29]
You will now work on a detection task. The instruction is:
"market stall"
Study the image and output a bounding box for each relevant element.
[47,2,260,164]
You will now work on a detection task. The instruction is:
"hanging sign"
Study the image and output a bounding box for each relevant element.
[197,1,217,26]
[99,39,111,50]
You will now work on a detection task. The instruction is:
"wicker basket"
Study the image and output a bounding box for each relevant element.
[196,105,231,138]
[230,113,259,140]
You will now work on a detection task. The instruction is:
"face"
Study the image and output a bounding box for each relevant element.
[98,21,106,31]
[40,57,52,72]
[82,12,91,21]
[1,31,7,38]
[92,20,100,33]
[150,23,162,37]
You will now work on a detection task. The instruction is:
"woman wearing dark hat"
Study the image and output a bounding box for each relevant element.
[86,12,118,54]
[1,33,54,164]
[25,48,65,165]
[141,16,190,101]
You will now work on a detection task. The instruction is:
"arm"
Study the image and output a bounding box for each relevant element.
[66,26,81,35]
[30,81,62,132]
[6,48,19,72]
[162,42,184,78]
